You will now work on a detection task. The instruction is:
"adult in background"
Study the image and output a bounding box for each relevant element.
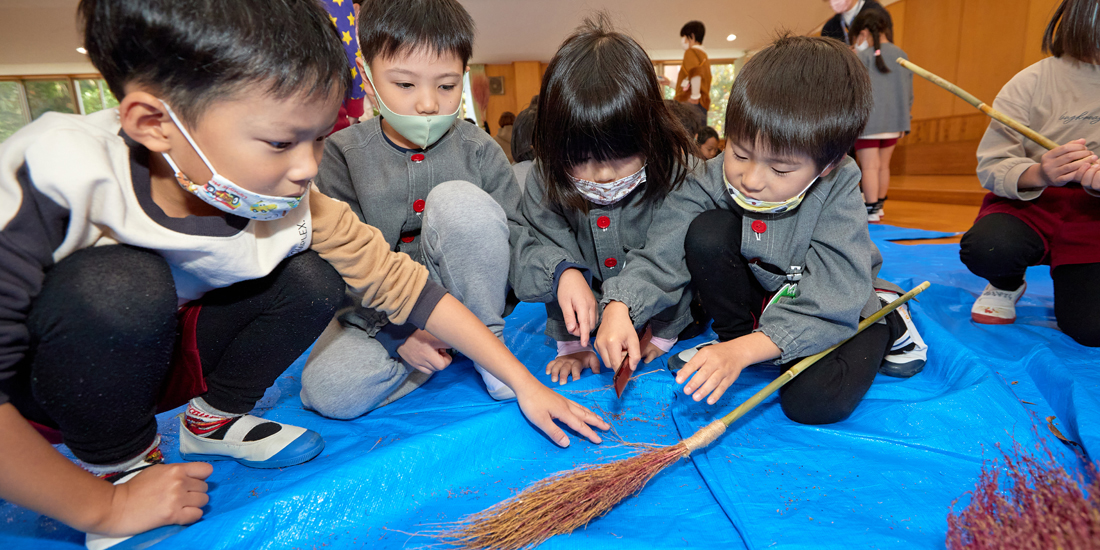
[674,20,711,129]
[821,0,887,44]
[494,111,516,163]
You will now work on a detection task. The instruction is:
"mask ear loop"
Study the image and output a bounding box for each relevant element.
[159,100,219,179]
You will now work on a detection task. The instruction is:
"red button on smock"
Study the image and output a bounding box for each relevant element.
[751,220,767,234]
[401,236,415,243]
[596,216,611,229]
[413,199,426,213]
[411,153,425,163]
[604,258,617,268]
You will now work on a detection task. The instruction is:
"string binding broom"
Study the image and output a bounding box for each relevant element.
[439,281,932,550]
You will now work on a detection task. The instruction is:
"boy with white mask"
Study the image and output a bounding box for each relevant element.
[0,1,608,548]
[302,0,523,414]
[674,20,711,130]
[596,36,928,426]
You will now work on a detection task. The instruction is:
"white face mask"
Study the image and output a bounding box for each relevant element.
[724,170,822,214]
[855,40,870,52]
[569,164,647,206]
[830,0,853,13]
[362,64,462,149]
[159,101,307,221]
[681,37,690,50]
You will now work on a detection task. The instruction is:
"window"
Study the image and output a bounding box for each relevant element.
[75,79,118,115]
[654,60,737,134]
[0,76,118,142]
[0,81,28,143]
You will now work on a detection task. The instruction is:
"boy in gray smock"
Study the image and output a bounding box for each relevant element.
[597,36,928,425]
[301,0,520,416]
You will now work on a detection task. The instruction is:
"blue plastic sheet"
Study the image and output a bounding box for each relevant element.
[2,224,1097,549]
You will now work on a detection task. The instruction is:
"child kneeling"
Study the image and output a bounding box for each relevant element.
[598,36,928,424]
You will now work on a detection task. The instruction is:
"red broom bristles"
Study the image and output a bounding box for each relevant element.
[439,443,689,550]
[946,440,1100,549]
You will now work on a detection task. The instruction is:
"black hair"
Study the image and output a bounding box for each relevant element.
[680,20,706,44]
[512,98,538,163]
[357,0,475,67]
[724,34,872,172]
[79,0,351,126]
[1042,0,1100,62]
[849,7,894,73]
[696,126,719,146]
[665,99,704,140]
[535,15,698,212]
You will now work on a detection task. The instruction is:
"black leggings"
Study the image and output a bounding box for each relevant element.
[960,213,1100,347]
[8,245,344,464]
[685,209,901,425]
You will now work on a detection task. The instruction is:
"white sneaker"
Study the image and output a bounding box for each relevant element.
[474,363,516,400]
[971,281,1026,325]
[877,290,928,377]
[178,414,324,469]
[868,210,882,223]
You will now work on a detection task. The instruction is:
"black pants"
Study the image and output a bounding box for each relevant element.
[959,213,1100,347]
[6,245,344,464]
[684,209,900,425]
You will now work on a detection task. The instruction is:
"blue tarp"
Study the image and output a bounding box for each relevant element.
[2,224,1097,549]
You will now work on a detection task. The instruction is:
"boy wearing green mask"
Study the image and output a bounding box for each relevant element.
[301,0,521,416]
[595,36,929,425]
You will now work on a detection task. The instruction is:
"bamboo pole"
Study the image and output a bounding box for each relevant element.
[896,58,1060,151]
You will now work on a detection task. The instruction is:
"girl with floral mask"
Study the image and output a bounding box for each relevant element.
[510,15,700,386]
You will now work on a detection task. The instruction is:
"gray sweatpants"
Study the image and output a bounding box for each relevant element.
[300,181,510,419]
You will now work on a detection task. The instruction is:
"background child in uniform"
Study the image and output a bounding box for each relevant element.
[301,0,522,414]
[597,35,927,424]
[959,0,1100,344]
[849,7,912,223]
[0,0,607,545]
[509,16,699,384]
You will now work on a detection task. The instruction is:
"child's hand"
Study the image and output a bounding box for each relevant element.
[640,341,666,363]
[94,462,212,537]
[594,301,641,372]
[397,329,452,374]
[557,269,597,346]
[1039,139,1097,187]
[513,383,609,447]
[546,350,600,385]
[1080,158,1100,192]
[675,340,746,405]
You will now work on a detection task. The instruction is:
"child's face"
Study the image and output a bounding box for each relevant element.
[362,49,465,118]
[567,154,645,183]
[723,137,832,202]
[166,90,340,198]
[700,137,720,159]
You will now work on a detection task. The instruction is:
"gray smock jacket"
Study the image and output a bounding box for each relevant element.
[509,164,695,342]
[857,42,913,137]
[602,155,901,363]
[316,117,519,348]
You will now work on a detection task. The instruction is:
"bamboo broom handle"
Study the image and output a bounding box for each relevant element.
[717,281,931,428]
[896,58,1060,151]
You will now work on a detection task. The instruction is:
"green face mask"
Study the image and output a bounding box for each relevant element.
[363,64,463,149]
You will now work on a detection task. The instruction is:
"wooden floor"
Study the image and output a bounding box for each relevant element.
[876,175,983,245]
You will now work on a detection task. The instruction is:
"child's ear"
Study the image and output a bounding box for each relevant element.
[358,56,377,107]
[118,91,173,153]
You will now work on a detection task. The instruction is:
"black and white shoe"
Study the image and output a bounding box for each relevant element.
[877,290,928,378]
[667,340,718,372]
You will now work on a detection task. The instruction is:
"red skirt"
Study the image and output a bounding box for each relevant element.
[975,185,1100,268]
[29,304,208,445]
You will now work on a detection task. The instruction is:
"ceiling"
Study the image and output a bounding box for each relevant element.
[0,0,897,73]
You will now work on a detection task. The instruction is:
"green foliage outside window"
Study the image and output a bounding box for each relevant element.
[25,80,77,120]
[0,82,26,142]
